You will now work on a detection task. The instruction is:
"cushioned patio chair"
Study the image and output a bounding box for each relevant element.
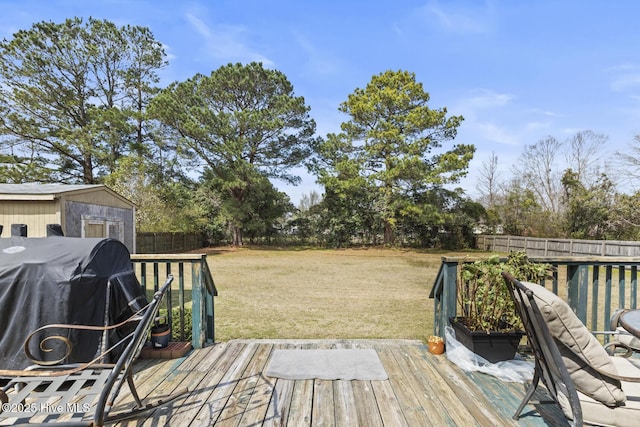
[607,309,640,357]
[0,275,186,426]
[502,272,640,427]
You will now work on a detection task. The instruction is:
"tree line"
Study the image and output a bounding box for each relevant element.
[476,132,640,242]
[1,18,638,248]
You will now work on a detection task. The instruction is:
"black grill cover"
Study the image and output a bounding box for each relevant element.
[0,236,147,370]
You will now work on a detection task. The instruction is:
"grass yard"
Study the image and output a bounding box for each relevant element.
[203,246,478,342]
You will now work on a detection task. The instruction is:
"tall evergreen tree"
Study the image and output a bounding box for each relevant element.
[311,70,474,245]
[150,62,316,245]
[0,18,166,183]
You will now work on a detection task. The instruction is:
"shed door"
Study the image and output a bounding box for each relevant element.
[82,216,123,241]
[107,220,124,241]
[85,221,105,238]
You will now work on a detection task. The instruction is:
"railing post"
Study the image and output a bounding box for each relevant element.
[567,264,589,323]
[139,263,147,294]
[178,263,185,342]
[165,262,172,329]
[549,265,559,293]
[202,260,216,344]
[619,266,626,309]
[632,266,638,310]
[591,267,600,331]
[191,259,205,348]
[432,260,459,338]
[605,266,613,332]
[206,285,214,344]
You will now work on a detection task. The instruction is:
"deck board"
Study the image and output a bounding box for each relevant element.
[110,339,569,426]
[334,380,357,427]
[373,379,410,426]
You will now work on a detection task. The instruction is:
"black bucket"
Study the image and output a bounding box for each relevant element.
[150,324,170,348]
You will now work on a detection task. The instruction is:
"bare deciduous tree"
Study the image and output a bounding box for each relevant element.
[476,151,500,208]
[616,134,640,188]
[565,130,607,186]
[299,190,322,212]
[519,136,564,213]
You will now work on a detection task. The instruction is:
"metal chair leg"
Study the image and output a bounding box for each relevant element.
[514,368,541,420]
[126,369,143,407]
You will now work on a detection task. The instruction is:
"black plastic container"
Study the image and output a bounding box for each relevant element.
[449,317,524,363]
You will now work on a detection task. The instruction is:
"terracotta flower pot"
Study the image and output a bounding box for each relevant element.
[427,336,445,355]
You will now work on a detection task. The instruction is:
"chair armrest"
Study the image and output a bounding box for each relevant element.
[22,304,149,367]
[604,340,636,358]
[604,356,640,382]
[0,303,149,378]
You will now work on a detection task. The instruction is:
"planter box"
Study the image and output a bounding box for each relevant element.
[449,317,524,363]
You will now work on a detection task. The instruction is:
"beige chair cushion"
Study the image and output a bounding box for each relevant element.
[577,358,640,427]
[522,281,626,406]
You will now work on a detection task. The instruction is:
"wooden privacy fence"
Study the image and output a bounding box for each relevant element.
[430,256,640,339]
[476,234,640,257]
[136,232,205,254]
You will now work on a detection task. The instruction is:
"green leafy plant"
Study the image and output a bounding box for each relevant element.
[158,306,193,342]
[457,251,552,333]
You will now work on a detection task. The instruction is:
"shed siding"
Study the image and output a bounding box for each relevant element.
[0,200,60,237]
[0,186,135,252]
[63,188,131,209]
[65,200,134,252]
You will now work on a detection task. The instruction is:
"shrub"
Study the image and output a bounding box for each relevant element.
[458,251,552,333]
[158,306,193,342]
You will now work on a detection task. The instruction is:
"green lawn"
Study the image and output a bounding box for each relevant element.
[204,246,477,342]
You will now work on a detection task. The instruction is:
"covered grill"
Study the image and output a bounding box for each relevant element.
[0,236,147,370]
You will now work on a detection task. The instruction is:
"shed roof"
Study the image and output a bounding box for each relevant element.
[0,184,133,206]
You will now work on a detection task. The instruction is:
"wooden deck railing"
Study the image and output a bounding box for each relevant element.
[429,256,640,339]
[130,254,217,348]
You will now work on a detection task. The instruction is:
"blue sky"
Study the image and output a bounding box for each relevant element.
[2,0,640,204]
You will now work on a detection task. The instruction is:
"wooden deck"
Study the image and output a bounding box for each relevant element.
[113,339,568,426]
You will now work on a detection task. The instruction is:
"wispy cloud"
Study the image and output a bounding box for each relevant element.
[293,32,342,76]
[524,121,551,132]
[453,89,558,147]
[453,89,517,146]
[605,63,640,93]
[560,127,582,135]
[604,63,636,73]
[527,108,563,118]
[184,12,274,66]
[460,88,514,110]
[185,12,211,38]
[610,73,640,92]
[419,0,494,35]
[475,122,519,146]
[161,43,177,61]
[452,89,515,128]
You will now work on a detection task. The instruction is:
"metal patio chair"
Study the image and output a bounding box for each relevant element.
[502,272,640,427]
[607,309,640,357]
[0,275,187,426]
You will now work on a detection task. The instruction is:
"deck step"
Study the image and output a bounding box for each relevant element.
[140,341,192,359]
